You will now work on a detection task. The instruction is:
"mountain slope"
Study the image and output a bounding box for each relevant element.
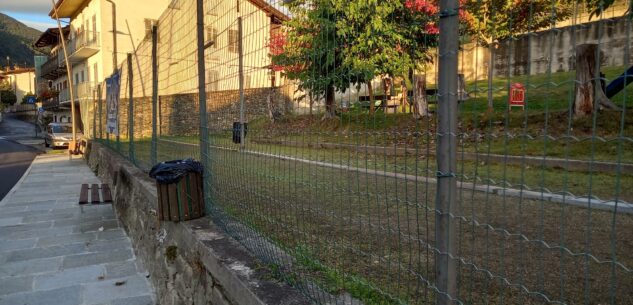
[0,13,42,67]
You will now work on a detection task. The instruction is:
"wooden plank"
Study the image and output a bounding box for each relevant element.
[160,184,170,221]
[167,184,180,221]
[101,184,113,203]
[189,173,201,219]
[91,184,100,203]
[79,184,89,204]
[195,172,204,217]
[156,183,164,221]
[178,177,190,220]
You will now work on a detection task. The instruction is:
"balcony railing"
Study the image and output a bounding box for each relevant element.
[68,31,100,62]
[40,52,66,80]
[58,82,97,104]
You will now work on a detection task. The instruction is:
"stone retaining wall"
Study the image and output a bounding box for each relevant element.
[86,141,312,305]
[116,88,293,139]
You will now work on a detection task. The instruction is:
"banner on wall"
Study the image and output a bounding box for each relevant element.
[105,72,121,136]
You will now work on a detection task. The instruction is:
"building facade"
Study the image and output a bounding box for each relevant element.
[34,0,170,132]
[1,67,36,103]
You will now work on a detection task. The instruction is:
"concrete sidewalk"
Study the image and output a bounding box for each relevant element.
[0,154,154,305]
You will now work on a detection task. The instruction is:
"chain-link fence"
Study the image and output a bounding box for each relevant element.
[91,0,633,304]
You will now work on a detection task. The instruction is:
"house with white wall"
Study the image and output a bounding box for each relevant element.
[34,0,170,134]
[1,67,36,103]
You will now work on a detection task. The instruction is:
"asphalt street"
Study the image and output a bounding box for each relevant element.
[0,114,42,201]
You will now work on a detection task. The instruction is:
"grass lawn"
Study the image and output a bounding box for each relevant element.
[94,65,633,305]
[207,146,633,305]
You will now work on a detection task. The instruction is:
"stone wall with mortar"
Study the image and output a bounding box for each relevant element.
[114,87,292,138]
[86,141,312,305]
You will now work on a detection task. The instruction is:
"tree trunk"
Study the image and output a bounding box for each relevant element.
[457,73,469,102]
[401,80,408,113]
[487,42,495,111]
[368,81,375,114]
[309,92,313,117]
[413,74,428,119]
[573,44,621,119]
[382,77,392,113]
[323,85,335,119]
[267,91,277,122]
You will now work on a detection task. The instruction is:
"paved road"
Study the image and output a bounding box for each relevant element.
[0,114,44,202]
[0,139,39,202]
[0,114,39,141]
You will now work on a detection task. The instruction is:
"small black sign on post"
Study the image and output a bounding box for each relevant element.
[232,122,247,144]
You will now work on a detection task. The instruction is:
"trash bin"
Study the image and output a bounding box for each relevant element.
[150,159,204,222]
[232,122,248,144]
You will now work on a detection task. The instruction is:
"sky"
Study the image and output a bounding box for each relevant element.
[0,0,58,31]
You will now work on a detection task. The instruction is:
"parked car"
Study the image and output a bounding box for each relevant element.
[44,123,83,148]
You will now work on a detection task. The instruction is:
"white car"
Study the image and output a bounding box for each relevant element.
[44,123,83,148]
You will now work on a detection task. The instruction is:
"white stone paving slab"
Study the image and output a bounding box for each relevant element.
[0,155,155,305]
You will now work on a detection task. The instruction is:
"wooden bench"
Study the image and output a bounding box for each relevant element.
[79,184,113,205]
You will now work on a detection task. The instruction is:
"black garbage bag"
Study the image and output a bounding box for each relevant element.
[149,159,203,184]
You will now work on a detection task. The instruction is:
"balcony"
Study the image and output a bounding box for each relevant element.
[42,97,60,110]
[58,82,96,104]
[40,52,66,80]
[67,31,100,63]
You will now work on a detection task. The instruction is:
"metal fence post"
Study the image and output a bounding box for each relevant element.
[151,24,158,166]
[98,84,102,140]
[93,88,97,140]
[127,53,135,164]
[436,0,459,303]
[196,0,210,210]
[238,16,245,150]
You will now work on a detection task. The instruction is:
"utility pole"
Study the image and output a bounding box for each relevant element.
[105,0,118,72]
[50,0,77,159]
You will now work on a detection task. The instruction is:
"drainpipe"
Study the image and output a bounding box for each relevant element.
[105,0,117,73]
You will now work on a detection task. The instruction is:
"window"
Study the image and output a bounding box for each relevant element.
[244,74,251,89]
[94,63,98,85]
[86,66,90,82]
[205,0,217,15]
[145,19,157,39]
[75,73,79,84]
[80,71,85,83]
[168,0,180,9]
[205,27,217,47]
[92,15,97,37]
[228,29,239,53]
[206,70,218,92]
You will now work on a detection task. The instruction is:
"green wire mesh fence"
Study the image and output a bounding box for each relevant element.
[91,0,633,304]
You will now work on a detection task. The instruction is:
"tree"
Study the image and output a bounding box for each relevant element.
[272,0,363,119]
[464,0,574,110]
[274,0,444,118]
[0,80,17,105]
[336,0,441,115]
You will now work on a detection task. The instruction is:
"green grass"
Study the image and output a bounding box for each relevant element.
[204,146,633,305]
[94,65,633,305]
[460,65,633,114]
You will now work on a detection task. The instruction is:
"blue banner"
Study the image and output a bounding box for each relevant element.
[105,72,121,136]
